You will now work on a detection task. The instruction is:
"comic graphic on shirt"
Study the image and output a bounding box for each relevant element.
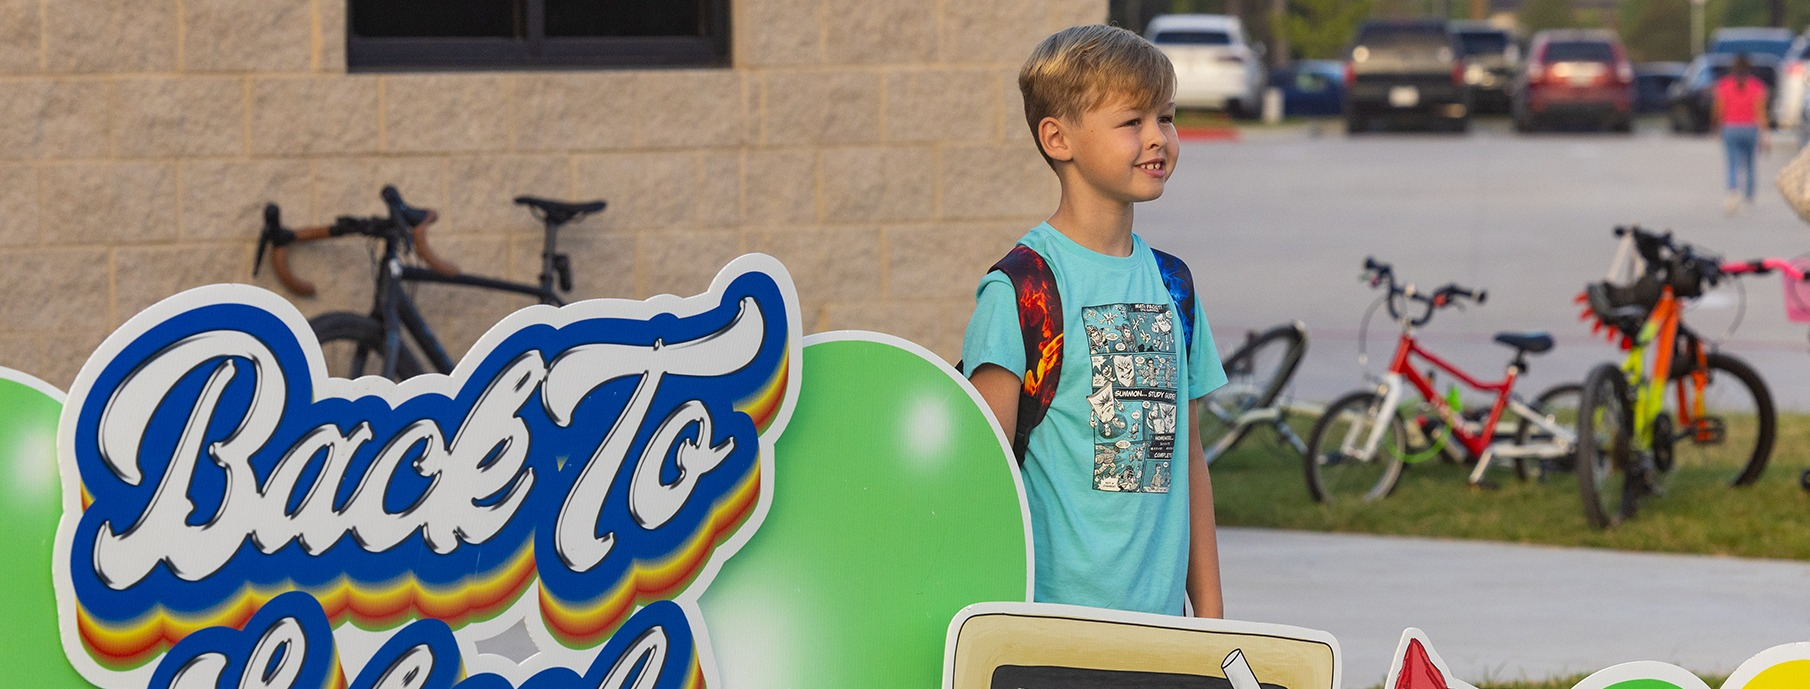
[1084,302,1180,493]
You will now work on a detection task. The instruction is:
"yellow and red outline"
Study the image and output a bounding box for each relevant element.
[75,349,786,670]
[538,460,763,648]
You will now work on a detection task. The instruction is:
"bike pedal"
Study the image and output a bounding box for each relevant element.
[1630,456,1666,497]
[1692,417,1727,444]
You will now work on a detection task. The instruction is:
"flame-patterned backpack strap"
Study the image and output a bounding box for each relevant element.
[1151,248,1197,353]
[990,244,1063,463]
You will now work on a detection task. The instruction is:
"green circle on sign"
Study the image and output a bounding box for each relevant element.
[0,372,90,687]
[1604,681,1689,689]
[700,336,1029,686]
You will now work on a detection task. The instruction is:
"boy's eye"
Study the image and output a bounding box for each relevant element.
[1122,118,1140,127]
[1158,115,1175,124]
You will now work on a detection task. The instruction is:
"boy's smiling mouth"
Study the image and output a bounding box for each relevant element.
[1135,159,1167,175]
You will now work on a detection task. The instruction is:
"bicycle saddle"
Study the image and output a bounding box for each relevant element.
[514,196,607,224]
[1492,332,1553,354]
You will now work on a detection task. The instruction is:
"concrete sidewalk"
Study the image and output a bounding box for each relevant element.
[1218,527,1810,686]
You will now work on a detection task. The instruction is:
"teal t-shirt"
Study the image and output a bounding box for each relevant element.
[962,223,1227,615]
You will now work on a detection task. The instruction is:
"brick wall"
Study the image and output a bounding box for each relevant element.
[0,0,1105,388]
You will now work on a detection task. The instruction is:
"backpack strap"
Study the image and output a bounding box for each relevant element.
[1151,248,1197,353]
[990,245,1063,462]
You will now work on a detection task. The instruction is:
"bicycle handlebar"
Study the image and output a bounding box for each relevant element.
[1362,257,1486,328]
[253,187,460,297]
[1613,224,1725,288]
[381,185,459,278]
[1722,257,1810,281]
[254,204,315,296]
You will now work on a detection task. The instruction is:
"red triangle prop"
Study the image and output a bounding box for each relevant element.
[1394,638,1449,689]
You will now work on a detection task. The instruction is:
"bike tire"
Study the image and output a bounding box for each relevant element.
[1576,365,1635,529]
[310,311,425,381]
[1303,390,1405,504]
[1199,323,1307,464]
[1670,352,1775,487]
[1513,383,1583,481]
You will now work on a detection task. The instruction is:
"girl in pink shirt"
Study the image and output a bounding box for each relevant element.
[1714,54,1769,214]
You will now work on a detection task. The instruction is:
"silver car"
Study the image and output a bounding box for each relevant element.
[1773,32,1810,135]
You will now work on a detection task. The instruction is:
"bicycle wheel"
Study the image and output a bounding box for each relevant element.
[310,311,424,381]
[1199,323,1307,464]
[1513,383,1582,481]
[1576,365,1635,529]
[1304,390,1406,503]
[1669,352,1775,487]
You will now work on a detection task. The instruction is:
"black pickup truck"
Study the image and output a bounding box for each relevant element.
[1344,20,1472,133]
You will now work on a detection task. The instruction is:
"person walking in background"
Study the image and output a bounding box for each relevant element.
[1714,53,1769,215]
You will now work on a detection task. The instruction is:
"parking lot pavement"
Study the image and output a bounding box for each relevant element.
[1219,526,1810,685]
[1140,117,1810,410]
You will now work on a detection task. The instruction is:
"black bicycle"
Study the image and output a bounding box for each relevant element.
[1196,322,1311,465]
[254,185,606,380]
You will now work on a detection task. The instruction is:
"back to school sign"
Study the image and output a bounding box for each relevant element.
[55,256,807,689]
[5,252,1804,689]
[23,254,1031,689]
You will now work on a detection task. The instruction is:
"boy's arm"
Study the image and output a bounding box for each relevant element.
[1186,397,1224,618]
[969,363,1021,445]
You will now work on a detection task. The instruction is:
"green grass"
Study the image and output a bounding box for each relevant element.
[1469,678,1592,689]
[1210,412,1810,560]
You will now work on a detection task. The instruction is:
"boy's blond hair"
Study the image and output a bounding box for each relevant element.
[1019,25,1175,160]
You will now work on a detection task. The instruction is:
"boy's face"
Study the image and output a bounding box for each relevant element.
[1047,96,1178,205]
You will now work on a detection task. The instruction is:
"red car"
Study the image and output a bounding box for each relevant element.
[1512,29,1635,133]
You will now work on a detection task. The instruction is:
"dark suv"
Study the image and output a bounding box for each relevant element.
[1343,20,1470,133]
[1451,22,1519,113]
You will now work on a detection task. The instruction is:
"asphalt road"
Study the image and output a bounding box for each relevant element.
[1219,527,1810,686]
[1140,117,1810,411]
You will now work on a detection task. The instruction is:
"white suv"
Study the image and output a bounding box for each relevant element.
[1145,14,1266,118]
[1773,32,1810,132]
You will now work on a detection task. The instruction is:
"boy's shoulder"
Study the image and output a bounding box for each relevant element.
[985,228,1191,287]
[985,230,1197,328]
[1023,228,1190,271]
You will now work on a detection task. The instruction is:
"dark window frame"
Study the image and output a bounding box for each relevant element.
[347,0,732,72]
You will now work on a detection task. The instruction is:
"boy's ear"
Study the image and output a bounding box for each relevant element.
[1037,116,1073,163]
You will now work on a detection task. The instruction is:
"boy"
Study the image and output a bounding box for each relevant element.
[963,25,1228,617]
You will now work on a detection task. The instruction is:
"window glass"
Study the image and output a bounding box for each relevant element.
[1293,72,1328,91]
[1543,41,1615,63]
[1456,31,1509,56]
[1353,27,1451,64]
[352,0,517,38]
[347,0,729,70]
[1710,39,1792,58]
[1151,30,1231,46]
[545,0,706,38]
[1355,27,1448,53]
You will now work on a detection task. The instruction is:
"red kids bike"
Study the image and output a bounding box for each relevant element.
[1302,258,1581,503]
